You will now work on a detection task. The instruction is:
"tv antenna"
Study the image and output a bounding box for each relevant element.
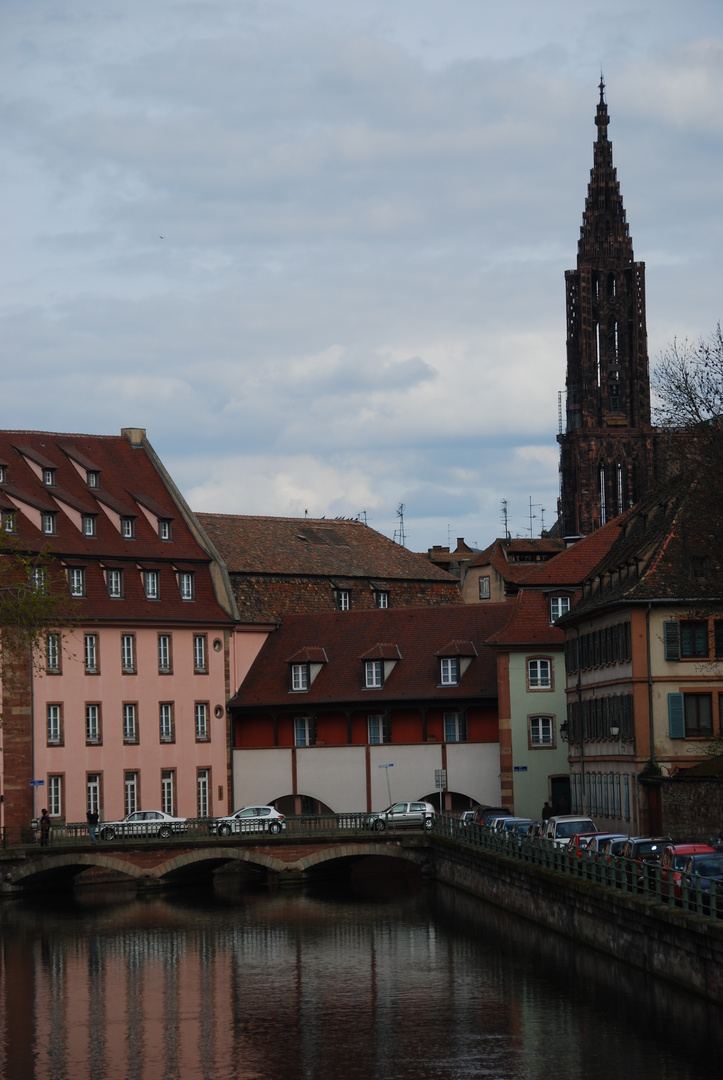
[500,499,510,540]
[394,503,406,547]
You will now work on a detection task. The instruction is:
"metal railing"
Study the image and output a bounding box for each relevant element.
[433,814,723,922]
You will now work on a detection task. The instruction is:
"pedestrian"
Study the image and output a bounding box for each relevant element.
[39,808,52,846]
[87,807,99,841]
[542,801,553,821]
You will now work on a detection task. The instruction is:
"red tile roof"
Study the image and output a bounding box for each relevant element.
[230,604,510,709]
[197,514,458,581]
[0,430,232,625]
[517,515,627,587]
[486,590,567,647]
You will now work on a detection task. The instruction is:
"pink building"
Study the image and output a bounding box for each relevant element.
[0,428,270,830]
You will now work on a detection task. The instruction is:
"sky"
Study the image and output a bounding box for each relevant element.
[2,1,722,552]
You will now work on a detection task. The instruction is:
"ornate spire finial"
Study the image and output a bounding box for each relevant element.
[599,72,605,102]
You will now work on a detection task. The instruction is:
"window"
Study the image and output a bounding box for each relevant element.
[528,658,552,689]
[84,634,99,673]
[158,634,172,673]
[161,770,175,815]
[86,704,101,744]
[479,576,490,600]
[337,590,350,611]
[530,715,554,747]
[48,776,62,817]
[193,635,207,673]
[107,569,123,598]
[179,572,194,600]
[121,634,136,673]
[86,471,99,488]
[43,468,55,486]
[291,663,309,691]
[82,515,96,537]
[125,772,138,816]
[0,466,5,482]
[681,622,708,658]
[47,704,62,745]
[195,702,209,741]
[123,703,138,743]
[2,510,16,533]
[121,517,135,539]
[444,712,467,742]
[197,769,210,817]
[375,591,389,609]
[365,660,383,688]
[68,567,85,597]
[668,693,714,738]
[42,513,56,535]
[294,716,315,746]
[87,774,100,814]
[550,596,571,622]
[46,633,60,674]
[440,657,458,685]
[32,567,47,593]
[367,714,391,744]
[159,520,172,541]
[144,571,159,600]
[160,703,174,743]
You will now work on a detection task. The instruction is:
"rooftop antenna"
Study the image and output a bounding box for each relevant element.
[395,503,406,547]
[528,496,543,538]
[447,523,451,548]
[358,510,367,525]
[540,507,546,535]
[500,499,510,541]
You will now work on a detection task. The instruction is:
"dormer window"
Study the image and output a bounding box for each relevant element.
[550,595,571,622]
[121,517,135,539]
[0,466,5,482]
[82,514,97,537]
[42,512,57,535]
[159,519,172,541]
[440,657,458,685]
[374,590,389,609]
[43,468,56,486]
[178,571,194,600]
[365,660,383,688]
[337,590,350,611]
[291,663,309,691]
[3,510,17,533]
[86,471,99,488]
[144,570,159,599]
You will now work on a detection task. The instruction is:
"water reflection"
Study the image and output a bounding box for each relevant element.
[1,875,721,1080]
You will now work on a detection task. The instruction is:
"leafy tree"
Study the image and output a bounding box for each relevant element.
[0,536,76,709]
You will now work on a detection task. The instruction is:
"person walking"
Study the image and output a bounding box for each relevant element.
[39,808,52,846]
[541,801,553,821]
[87,807,99,841]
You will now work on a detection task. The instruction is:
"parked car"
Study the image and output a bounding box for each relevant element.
[209,805,287,836]
[584,833,628,858]
[567,832,603,860]
[679,853,723,913]
[458,810,477,828]
[99,810,188,841]
[543,815,597,846]
[659,844,715,898]
[365,802,436,831]
[472,806,512,827]
[597,835,629,859]
[620,836,672,888]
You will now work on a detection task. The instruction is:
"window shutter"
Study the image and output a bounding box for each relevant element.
[663,621,680,661]
[668,693,685,739]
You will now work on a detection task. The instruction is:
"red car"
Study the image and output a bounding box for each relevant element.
[659,843,715,899]
[567,832,602,861]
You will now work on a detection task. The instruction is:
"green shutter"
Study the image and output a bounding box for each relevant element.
[668,693,685,739]
[663,621,680,661]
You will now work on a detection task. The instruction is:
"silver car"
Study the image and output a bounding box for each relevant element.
[99,810,188,841]
[365,802,436,832]
[209,805,286,837]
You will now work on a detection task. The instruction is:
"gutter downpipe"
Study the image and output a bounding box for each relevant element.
[576,627,586,813]
[646,602,656,766]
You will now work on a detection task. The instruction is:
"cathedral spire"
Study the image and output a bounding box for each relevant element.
[557,83,654,537]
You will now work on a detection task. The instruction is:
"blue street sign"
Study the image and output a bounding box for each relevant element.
[29,779,45,786]
[513,766,528,773]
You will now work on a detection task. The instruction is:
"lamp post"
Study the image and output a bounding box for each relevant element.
[378,763,394,805]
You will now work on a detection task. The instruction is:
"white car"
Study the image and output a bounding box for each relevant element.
[99,810,188,841]
[209,805,286,837]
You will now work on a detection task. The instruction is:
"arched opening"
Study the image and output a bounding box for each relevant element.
[274,793,334,816]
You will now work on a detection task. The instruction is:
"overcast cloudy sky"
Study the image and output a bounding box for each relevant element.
[2,1,721,551]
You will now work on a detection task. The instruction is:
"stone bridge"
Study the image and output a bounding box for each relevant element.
[0,832,432,893]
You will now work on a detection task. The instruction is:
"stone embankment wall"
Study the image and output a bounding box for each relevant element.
[431,838,723,1004]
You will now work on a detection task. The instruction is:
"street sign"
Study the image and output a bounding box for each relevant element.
[513,766,528,773]
[435,770,447,789]
[29,780,45,786]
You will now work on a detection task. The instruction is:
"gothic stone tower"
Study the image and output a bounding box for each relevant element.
[558,81,655,536]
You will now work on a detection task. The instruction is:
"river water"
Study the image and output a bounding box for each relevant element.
[1,871,721,1080]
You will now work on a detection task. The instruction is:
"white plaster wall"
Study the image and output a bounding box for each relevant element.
[445,742,501,806]
[296,747,368,809]
[233,749,293,810]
